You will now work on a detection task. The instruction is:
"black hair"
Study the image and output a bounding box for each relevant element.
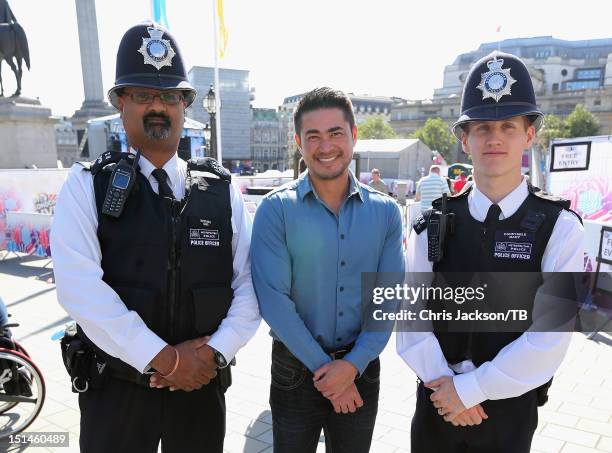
[293,87,356,136]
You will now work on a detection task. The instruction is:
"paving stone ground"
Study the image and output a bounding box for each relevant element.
[0,254,611,452]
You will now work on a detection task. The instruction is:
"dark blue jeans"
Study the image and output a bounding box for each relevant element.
[269,341,380,453]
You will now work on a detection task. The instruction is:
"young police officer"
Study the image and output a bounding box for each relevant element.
[397,52,584,452]
[52,23,260,453]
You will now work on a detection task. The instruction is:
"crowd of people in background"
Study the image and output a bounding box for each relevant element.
[368,165,473,211]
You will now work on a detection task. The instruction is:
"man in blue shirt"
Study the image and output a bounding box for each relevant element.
[251,87,405,453]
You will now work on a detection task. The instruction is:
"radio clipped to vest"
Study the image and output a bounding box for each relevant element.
[101,149,141,218]
[427,193,455,263]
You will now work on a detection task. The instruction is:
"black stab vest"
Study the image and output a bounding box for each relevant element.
[81,165,234,374]
[430,185,564,366]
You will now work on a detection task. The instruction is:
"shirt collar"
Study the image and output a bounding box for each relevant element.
[134,148,179,192]
[470,177,528,221]
[296,170,364,202]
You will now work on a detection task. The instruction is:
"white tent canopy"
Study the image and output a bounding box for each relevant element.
[354,138,433,181]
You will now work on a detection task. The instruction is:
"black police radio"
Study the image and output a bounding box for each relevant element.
[102,149,141,218]
[427,194,454,263]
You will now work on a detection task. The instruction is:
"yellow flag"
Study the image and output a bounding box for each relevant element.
[217,0,229,58]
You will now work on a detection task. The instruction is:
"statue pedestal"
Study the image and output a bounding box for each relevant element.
[0,97,59,168]
[71,99,114,130]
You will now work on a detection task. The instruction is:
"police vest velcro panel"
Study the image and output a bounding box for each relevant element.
[429,185,567,366]
[78,166,234,375]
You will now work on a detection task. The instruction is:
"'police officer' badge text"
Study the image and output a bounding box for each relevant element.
[190,228,220,247]
[493,230,534,260]
[477,57,516,102]
[138,26,176,70]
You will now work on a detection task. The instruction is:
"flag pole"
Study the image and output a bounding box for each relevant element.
[212,0,223,164]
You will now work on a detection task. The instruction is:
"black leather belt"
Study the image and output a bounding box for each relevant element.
[273,340,355,365]
[109,364,152,387]
[327,346,353,360]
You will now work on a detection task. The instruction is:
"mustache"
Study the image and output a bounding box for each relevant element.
[143,113,171,127]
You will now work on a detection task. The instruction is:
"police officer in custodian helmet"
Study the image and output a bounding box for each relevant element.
[397,52,584,452]
[52,22,260,453]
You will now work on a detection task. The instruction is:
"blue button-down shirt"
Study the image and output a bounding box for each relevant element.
[251,171,405,374]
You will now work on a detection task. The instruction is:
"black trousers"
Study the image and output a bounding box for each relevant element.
[411,381,538,453]
[79,376,225,453]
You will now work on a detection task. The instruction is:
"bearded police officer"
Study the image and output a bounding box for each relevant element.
[52,23,260,453]
[397,52,584,452]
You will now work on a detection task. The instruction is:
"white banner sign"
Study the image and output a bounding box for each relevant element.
[551,142,590,171]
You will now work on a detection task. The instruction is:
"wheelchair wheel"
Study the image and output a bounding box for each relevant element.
[13,341,29,358]
[0,349,46,439]
[0,342,30,416]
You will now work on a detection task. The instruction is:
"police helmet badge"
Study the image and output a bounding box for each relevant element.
[138,26,176,70]
[476,57,516,102]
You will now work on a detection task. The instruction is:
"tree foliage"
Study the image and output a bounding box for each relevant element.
[566,104,599,138]
[411,117,456,163]
[535,105,599,151]
[357,115,398,140]
[535,113,570,152]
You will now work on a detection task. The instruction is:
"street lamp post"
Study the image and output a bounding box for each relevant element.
[202,123,211,158]
[203,84,217,160]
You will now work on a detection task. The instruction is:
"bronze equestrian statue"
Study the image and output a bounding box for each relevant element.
[0,0,30,97]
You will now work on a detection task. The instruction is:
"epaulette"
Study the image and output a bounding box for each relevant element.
[77,151,138,175]
[528,183,582,224]
[413,210,431,234]
[187,157,231,182]
[431,184,472,210]
[528,184,569,209]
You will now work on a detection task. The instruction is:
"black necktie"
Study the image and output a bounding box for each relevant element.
[152,168,175,199]
[484,203,502,226]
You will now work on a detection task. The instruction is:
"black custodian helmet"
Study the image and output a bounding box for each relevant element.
[108,22,196,109]
[451,51,543,139]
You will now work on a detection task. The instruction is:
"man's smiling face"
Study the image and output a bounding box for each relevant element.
[295,107,357,182]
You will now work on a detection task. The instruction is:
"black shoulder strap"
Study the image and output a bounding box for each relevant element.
[413,210,431,234]
[79,151,138,175]
[187,157,231,182]
[431,184,472,211]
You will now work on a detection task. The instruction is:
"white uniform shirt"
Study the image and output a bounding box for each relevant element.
[397,177,584,409]
[51,152,261,373]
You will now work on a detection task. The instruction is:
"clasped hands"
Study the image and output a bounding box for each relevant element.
[425,376,489,427]
[148,336,217,392]
[313,359,363,414]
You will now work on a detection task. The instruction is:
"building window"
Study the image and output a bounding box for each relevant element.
[594,99,601,106]
[576,68,602,80]
[561,69,567,76]
[552,83,559,91]
[563,80,601,90]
